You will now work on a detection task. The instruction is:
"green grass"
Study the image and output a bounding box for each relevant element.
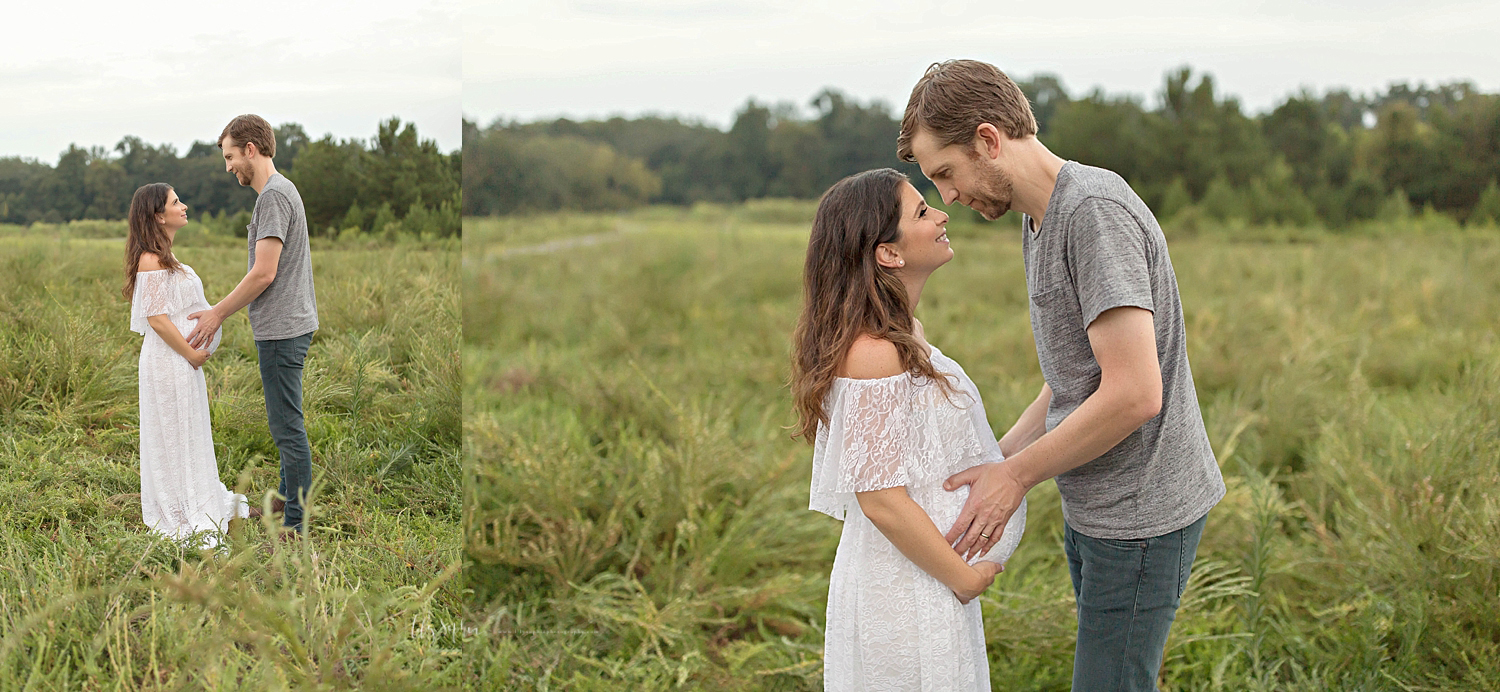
[464,207,1500,690]
[0,231,470,690]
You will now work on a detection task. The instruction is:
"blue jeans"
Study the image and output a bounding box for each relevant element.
[1065,511,1208,691]
[256,332,314,531]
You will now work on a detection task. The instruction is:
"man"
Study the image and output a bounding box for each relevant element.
[898,60,1224,689]
[187,114,319,537]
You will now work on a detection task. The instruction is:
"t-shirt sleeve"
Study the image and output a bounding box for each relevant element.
[1067,197,1154,327]
[252,191,294,242]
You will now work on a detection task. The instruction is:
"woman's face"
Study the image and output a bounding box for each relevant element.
[883,181,952,274]
[157,188,189,232]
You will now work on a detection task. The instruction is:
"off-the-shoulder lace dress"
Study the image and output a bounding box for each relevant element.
[130,265,247,546]
[811,344,1026,691]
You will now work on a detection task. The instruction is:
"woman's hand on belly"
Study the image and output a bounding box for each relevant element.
[147,313,214,369]
[856,486,1003,604]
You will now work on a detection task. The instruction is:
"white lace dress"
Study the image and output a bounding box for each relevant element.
[811,344,1027,692]
[130,265,247,546]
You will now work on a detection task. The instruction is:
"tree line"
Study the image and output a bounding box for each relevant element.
[1,118,460,237]
[463,68,1500,228]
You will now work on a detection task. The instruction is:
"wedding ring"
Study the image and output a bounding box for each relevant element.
[980,531,991,539]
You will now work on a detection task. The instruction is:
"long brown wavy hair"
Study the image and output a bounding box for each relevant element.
[790,168,956,442]
[122,183,182,300]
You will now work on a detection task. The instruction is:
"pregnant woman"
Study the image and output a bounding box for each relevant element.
[125,183,254,547]
[791,169,1026,690]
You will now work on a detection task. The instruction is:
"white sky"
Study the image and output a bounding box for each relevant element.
[3,0,460,163]
[465,0,1500,128]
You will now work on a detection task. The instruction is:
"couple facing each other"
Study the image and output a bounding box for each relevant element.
[793,60,1225,690]
[123,114,318,547]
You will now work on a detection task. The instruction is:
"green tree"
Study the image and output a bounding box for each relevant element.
[1017,74,1070,137]
[286,135,366,233]
[1263,92,1341,190]
[0,157,51,224]
[1048,90,1151,189]
[1469,179,1500,226]
[723,101,776,200]
[452,70,1500,229]
[1370,102,1445,209]
[811,90,909,189]
[767,115,825,198]
[462,126,659,215]
[1152,68,1270,196]
[275,123,310,171]
[364,118,460,218]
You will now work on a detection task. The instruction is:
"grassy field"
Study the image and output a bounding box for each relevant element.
[465,205,1499,690]
[0,224,470,690]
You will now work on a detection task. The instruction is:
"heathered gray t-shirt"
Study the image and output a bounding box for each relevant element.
[1022,161,1223,540]
[247,173,318,340]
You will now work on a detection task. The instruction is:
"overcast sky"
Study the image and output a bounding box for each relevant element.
[9,2,1492,163]
[465,0,1500,128]
[3,0,460,163]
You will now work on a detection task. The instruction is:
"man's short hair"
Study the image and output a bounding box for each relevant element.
[897,60,1038,162]
[218,114,277,158]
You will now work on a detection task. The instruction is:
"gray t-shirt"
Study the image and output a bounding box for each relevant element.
[1022,161,1223,540]
[247,173,318,340]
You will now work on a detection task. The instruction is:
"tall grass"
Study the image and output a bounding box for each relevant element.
[465,206,1499,690]
[0,231,469,690]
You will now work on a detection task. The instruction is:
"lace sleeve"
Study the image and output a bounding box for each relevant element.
[809,375,915,519]
[129,271,176,335]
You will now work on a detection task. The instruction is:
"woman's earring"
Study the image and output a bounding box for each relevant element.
[898,260,905,266]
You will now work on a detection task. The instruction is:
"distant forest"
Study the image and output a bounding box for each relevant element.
[464,68,1500,228]
[1,118,460,237]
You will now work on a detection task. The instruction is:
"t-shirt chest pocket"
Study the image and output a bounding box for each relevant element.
[1029,285,1076,321]
[1028,285,1082,357]
[1027,228,1078,337]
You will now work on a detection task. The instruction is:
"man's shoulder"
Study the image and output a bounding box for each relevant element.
[266,173,302,198]
[1057,164,1133,206]
[1056,164,1148,225]
[255,175,305,213]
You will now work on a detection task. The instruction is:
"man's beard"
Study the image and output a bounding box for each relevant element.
[961,150,1014,220]
[971,172,1013,221]
[232,165,252,186]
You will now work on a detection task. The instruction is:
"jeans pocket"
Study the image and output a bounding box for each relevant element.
[1176,516,1207,600]
[1175,540,1191,601]
[1095,535,1148,551]
[280,336,310,370]
[1082,534,1149,577]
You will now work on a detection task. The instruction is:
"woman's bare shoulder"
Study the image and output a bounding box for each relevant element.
[839,335,905,380]
[137,252,164,272]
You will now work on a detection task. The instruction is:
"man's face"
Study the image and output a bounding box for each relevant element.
[221,137,254,186]
[910,127,1014,221]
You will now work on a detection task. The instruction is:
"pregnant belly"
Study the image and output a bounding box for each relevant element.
[170,316,222,354]
[915,482,971,538]
[913,466,1028,566]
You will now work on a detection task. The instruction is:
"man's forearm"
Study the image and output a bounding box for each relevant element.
[998,384,1051,458]
[1003,382,1158,490]
[212,270,274,320]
